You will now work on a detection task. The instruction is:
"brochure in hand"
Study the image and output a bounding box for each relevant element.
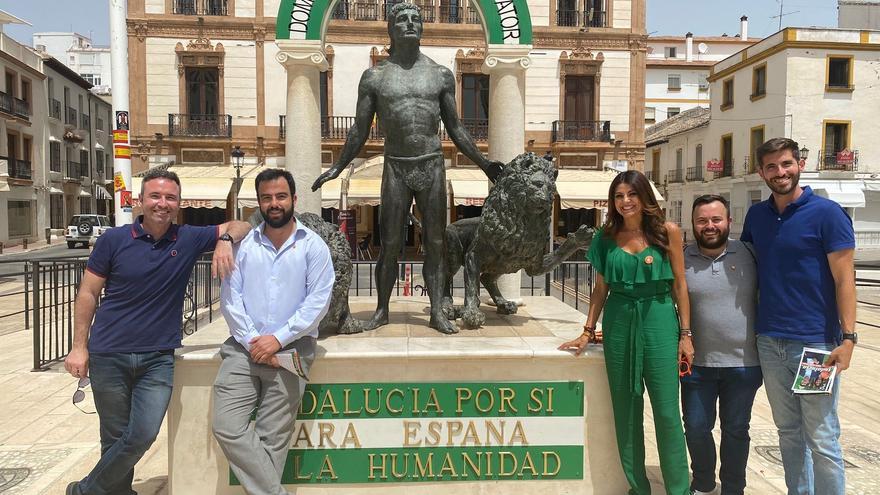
[791,348,837,394]
[276,348,310,381]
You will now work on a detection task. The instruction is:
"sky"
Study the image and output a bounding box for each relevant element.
[0,0,842,48]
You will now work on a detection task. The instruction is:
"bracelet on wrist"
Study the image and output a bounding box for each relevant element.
[679,328,692,338]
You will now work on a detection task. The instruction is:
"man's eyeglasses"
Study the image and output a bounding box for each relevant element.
[679,358,692,378]
[72,377,96,414]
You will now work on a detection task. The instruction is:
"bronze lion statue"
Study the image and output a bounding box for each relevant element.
[442,152,594,329]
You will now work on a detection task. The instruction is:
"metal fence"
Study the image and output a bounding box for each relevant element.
[11,256,221,371]
[11,257,593,371]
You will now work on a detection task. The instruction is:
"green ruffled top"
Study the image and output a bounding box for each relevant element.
[587,227,674,290]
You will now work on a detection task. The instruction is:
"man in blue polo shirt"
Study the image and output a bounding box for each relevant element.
[63,168,251,495]
[741,137,856,495]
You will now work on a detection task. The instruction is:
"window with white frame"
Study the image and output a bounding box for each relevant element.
[667,107,681,118]
[80,74,101,86]
[645,107,656,122]
[667,74,681,91]
[664,46,677,58]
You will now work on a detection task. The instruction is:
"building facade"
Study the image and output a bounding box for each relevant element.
[32,32,113,94]
[125,0,647,242]
[645,17,754,127]
[647,27,880,247]
[0,30,46,244]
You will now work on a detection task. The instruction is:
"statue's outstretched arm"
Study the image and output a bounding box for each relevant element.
[312,71,377,191]
[438,68,503,182]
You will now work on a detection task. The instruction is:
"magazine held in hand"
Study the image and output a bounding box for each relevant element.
[791,348,838,394]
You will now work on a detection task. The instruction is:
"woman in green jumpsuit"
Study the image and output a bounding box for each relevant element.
[560,170,693,495]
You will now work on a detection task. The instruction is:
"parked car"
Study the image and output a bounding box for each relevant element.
[66,214,112,248]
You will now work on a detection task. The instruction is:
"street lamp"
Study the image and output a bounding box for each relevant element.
[799,145,809,162]
[231,145,245,220]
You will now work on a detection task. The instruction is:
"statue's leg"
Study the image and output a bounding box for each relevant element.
[460,249,485,328]
[481,272,518,315]
[414,161,457,334]
[442,227,462,320]
[365,170,411,330]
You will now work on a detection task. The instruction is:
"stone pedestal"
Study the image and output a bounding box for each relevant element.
[483,45,532,304]
[167,296,626,494]
[276,40,329,215]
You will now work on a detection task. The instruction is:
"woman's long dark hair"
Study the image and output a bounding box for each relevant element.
[602,170,670,253]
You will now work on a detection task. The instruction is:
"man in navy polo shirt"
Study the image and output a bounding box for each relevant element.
[741,137,856,495]
[63,168,251,495]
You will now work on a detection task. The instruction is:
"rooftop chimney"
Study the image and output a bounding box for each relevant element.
[686,32,694,62]
[740,15,749,41]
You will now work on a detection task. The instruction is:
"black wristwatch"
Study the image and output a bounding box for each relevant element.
[842,332,858,345]
[219,233,234,243]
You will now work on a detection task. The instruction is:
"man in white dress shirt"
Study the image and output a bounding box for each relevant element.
[212,168,335,495]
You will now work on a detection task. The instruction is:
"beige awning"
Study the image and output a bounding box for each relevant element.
[49,186,63,194]
[94,184,113,200]
[450,180,488,206]
[555,169,665,209]
[132,177,232,208]
[78,187,91,198]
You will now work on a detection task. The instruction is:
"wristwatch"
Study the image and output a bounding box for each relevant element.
[842,332,858,344]
[219,233,234,243]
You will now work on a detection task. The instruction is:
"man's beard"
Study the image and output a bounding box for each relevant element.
[695,226,730,250]
[261,206,294,228]
[766,169,800,196]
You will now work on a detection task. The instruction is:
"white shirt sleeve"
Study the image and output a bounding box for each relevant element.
[272,237,336,347]
[220,245,261,350]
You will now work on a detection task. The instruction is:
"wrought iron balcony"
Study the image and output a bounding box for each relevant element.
[551,120,611,142]
[685,166,703,182]
[666,169,684,184]
[8,159,32,180]
[168,114,232,137]
[556,9,606,27]
[715,161,734,178]
[49,99,62,120]
[331,0,351,19]
[66,107,78,126]
[281,115,488,142]
[173,0,227,16]
[0,91,31,120]
[819,149,859,171]
[66,160,86,179]
[352,2,380,20]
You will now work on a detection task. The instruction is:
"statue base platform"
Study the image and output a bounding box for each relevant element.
[168,296,627,494]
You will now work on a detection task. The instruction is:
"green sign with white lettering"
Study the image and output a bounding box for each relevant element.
[230,381,584,485]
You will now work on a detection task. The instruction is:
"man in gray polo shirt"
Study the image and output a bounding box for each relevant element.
[682,195,763,495]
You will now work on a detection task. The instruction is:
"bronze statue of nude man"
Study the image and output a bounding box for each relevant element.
[311,2,502,334]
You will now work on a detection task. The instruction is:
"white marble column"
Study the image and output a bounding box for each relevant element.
[483,45,532,304]
[275,40,329,215]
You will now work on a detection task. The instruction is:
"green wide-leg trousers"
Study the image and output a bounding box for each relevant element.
[602,291,690,495]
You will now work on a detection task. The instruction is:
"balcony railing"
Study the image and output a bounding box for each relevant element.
[173,0,227,15]
[352,2,379,20]
[281,115,488,142]
[645,170,655,183]
[331,0,350,19]
[715,161,734,178]
[8,159,32,180]
[556,10,606,28]
[666,168,684,184]
[66,107,78,126]
[66,160,86,179]
[81,113,90,130]
[0,91,31,119]
[49,99,62,120]
[685,166,703,182]
[551,120,611,142]
[168,114,232,137]
[819,150,859,171]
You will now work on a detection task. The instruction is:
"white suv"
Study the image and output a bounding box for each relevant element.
[66,214,112,248]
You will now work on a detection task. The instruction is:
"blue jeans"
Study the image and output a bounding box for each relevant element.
[756,335,845,495]
[77,351,174,495]
[681,365,763,495]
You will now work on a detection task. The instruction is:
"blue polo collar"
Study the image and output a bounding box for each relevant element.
[130,215,179,242]
[765,185,813,214]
